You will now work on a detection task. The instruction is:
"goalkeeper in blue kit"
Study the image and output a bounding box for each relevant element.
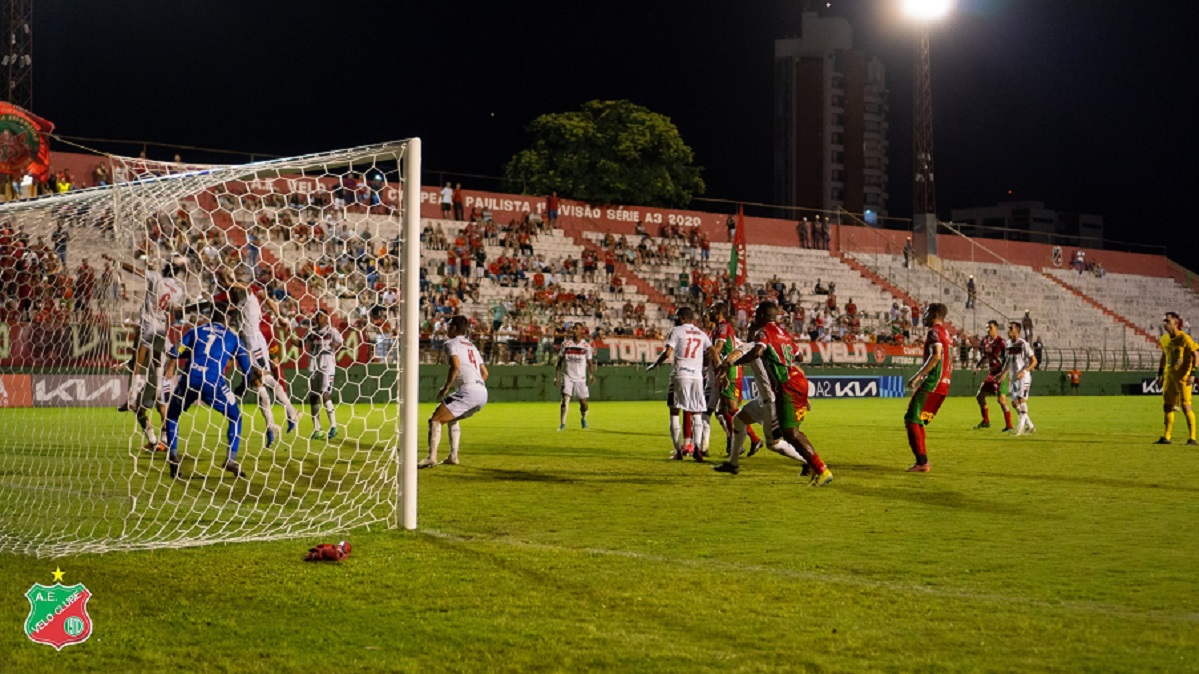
[162,305,259,479]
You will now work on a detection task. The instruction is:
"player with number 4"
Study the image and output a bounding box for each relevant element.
[420,316,489,468]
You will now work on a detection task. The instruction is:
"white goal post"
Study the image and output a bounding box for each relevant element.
[0,138,421,557]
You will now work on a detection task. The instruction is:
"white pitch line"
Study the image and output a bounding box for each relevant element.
[421,529,1199,625]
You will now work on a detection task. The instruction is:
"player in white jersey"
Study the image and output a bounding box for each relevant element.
[306,311,345,440]
[713,310,809,475]
[134,337,177,452]
[219,269,300,446]
[420,315,489,468]
[1006,321,1038,436]
[104,254,187,412]
[555,323,596,431]
[647,306,718,461]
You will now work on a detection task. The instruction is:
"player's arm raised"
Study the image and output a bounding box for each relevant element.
[101,253,145,278]
[908,342,942,390]
[732,343,766,367]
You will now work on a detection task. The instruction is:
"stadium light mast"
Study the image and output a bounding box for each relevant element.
[902,0,951,263]
[1,0,33,109]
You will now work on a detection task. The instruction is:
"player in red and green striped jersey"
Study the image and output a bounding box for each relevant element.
[730,301,833,486]
[707,302,762,456]
[904,303,952,472]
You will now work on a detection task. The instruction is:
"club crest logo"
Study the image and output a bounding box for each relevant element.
[24,568,93,650]
[0,111,40,174]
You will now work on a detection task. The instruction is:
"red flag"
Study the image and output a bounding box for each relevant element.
[728,205,748,287]
[0,102,54,181]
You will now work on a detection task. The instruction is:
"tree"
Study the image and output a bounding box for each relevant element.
[502,100,705,207]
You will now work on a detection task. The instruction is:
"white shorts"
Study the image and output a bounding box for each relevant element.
[242,331,270,370]
[309,369,335,395]
[444,384,488,420]
[1009,374,1031,401]
[562,378,590,400]
[671,376,707,413]
[158,374,177,406]
[741,397,774,428]
[705,375,721,412]
[139,329,168,351]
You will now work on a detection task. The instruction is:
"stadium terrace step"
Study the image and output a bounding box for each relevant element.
[1041,272,1156,344]
[563,231,673,308]
[836,251,920,310]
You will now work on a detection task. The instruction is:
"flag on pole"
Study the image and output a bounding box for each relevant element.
[728,204,747,288]
[0,102,54,182]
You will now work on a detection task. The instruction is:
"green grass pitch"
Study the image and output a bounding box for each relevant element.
[1,396,1197,672]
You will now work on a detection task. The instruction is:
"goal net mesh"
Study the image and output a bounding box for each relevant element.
[0,140,420,557]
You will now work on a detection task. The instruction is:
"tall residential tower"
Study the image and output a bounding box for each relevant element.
[774,12,889,217]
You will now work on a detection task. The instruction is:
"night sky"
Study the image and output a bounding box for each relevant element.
[32,0,1199,269]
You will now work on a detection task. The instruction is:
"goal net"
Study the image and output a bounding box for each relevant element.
[0,139,422,557]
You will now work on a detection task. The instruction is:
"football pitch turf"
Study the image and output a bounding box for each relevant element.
[1,396,1197,672]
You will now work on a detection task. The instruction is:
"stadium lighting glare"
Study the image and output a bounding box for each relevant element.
[902,0,953,21]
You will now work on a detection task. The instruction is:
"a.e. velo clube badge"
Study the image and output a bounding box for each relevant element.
[24,567,93,650]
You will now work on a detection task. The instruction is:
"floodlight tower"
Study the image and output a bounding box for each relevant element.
[902,0,951,263]
[1,0,32,109]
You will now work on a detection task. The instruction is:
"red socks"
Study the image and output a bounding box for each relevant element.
[682,412,692,440]
[981,406,990,424]
[905,422,927,464]
[746,425,761,444]
[1003,410,1013,429]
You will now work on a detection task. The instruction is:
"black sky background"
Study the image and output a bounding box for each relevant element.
[32,0,1199,269]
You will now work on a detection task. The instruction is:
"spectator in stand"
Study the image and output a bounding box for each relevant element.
[903,237,914,269]
[93,163,109,187]
[73,258,95,316]
[1073,249,1086,274]
[452,183,465,221]
[1022,311,1034,342]
[440,182,453,218]
[797,218,810,248]
[845,298,857,318]
[51,223,69,267]
[966,275,976,309]
[726,213,737,241]
[546,191,560,228]
[610,274,624,296]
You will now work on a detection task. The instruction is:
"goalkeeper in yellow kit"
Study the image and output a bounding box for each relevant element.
[1155,312,1198,445]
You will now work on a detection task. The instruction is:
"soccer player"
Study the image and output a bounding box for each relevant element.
[104,253,186,413]
[137,344,176,451]
[306,311,345,440]
[714,311,810,475]
[219,269,300,446]
[722,301,832,485]
[647,306,716,461]
[555,323,595,430]
[708,302,764,456]
[974,319,1013,432]
[1155,311,1198,445]
[162,305,257,479]
[420,315,489,468]
[903,303,952,472]
[1006,321,1038,436]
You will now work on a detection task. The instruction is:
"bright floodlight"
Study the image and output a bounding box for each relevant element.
[902,0,953,20]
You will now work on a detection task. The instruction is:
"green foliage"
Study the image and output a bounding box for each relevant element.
[503,100,705,207]
[2,398,1197,672]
